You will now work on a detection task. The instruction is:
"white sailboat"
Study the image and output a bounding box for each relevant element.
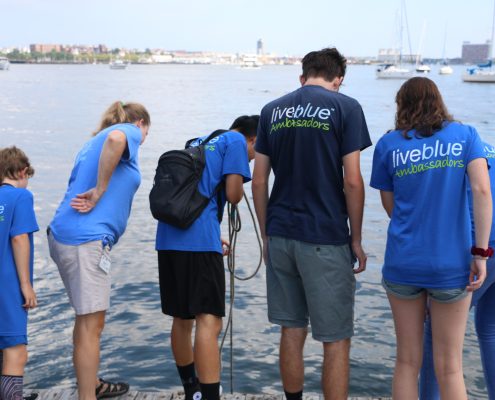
[439,63,453,75]
[438,25,453,75]
[376,0,413,79]
[415,21,431,74]
[462,0,495,83]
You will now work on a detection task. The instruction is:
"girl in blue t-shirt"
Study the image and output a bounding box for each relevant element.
[370,77,492,400]
[0,147,39,400]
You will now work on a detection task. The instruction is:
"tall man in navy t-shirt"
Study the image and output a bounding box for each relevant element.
[252,48,372,400]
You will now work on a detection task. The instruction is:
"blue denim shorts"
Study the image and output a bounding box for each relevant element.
[382,278,468,304]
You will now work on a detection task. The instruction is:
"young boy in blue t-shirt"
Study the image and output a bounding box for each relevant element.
[0,147,39,400]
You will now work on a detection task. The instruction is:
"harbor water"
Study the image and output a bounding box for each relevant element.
[1,64,494,398]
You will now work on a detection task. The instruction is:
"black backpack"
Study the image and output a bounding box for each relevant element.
[149,129,226,229]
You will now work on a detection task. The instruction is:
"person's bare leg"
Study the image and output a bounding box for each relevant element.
[322,338,350,400]
[430,294,471,400]
[194,314,222,384]
[1,345,28,400]
[388,293,427,400]
[1,345,27,376]
[171,318,194,365]
[73,311,106,400]
[280,327,307,393]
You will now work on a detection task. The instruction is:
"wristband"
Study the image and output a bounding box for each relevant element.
[471,246,494,258]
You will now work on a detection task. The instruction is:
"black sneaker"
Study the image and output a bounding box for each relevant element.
[184,378,202,400]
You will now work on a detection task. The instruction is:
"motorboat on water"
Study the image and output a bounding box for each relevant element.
[109,60,128,70]
[376,63,412,79]
[0,57,10,70]
[238,55,262,69]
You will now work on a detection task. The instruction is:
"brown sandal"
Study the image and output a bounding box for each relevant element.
[95,377,129,399]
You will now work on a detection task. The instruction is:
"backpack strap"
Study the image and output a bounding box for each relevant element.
[185,129,228,148]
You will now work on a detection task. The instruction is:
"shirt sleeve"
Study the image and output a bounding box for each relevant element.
[341,104,373,156]
[223,134,252,183]
[121,125,141,162]
[370,138,394,191]
[10,190,39,237]
[254,106,271,156]
[466,126,487,165]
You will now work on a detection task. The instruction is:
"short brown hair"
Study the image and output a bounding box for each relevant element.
[301,48,347,82]
[0,146,35,181]
[395,77,454,139]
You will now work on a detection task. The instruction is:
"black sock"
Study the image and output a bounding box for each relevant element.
[284,390,303,400]
[177,363,200,400]
[0,375,23,400]
[200,382,220,400]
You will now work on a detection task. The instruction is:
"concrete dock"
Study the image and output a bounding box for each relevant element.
[27,389,391,400]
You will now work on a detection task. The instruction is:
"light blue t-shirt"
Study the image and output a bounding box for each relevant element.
[370,122,486,288]
[155,131,252,254]
[50,123,142,246]
[0,185,39,337]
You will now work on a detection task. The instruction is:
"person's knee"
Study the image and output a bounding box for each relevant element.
[172,318,194,334]
[75,312,106,339]
[281,327,308,343]
[4,345,28,369]
[323,338,350,357]
[395,347,423,372]
[434,356,462,381]
[196,314,222,337]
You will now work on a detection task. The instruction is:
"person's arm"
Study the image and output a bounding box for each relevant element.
[467,157,492,291]
[252,152,271,264]
[343,150,367,274]
[71,130,127,213]
[11,233,37,309]
[380,191,394,218]
[225,174,244,205]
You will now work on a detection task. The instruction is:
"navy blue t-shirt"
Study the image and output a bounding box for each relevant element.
[255,84,372,245]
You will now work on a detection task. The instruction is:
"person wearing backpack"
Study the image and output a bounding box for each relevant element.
[155,115,258,400]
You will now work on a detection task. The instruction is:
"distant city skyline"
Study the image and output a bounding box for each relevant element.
[1,0,494,59]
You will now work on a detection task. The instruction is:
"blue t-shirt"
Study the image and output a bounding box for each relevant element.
[0,185,39,337]
[155,131,251,254]
[370,122,486,288]
[255,84,372,245]
[50,123,142,246]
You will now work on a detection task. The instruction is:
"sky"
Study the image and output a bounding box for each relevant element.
[1,0,494,58]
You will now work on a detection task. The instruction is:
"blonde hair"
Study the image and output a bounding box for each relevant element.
[0,146,35,181]
[93,101,151,136]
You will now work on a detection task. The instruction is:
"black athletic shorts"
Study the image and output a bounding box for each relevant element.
[158,250,225,319]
